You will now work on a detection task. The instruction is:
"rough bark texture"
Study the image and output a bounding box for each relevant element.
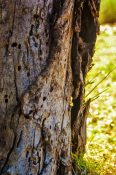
[0,0,100,175]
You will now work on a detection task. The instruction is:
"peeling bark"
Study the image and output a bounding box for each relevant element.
[0,0,100,175]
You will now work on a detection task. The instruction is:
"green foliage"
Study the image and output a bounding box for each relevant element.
[99,0,116,24]
[75,24,116,174]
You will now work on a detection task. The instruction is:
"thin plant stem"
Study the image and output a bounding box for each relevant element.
[90,88,108,102]
[85,67,116,98]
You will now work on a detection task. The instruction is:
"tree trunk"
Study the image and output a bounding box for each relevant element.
[0,0,100,174]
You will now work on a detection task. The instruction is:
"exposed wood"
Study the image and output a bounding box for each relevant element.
[0,0,100,174]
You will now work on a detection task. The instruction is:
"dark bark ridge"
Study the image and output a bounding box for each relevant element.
[0,0,100,175]
[71,0,100,154]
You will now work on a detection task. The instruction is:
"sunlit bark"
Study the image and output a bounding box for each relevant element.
[0,0,100,174]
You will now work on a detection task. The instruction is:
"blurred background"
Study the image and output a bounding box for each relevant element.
[99,0,116,24]
[76,0,116,174]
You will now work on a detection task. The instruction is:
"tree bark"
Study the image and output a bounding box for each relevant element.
[0,0,100,174]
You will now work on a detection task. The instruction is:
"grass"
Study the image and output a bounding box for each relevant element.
[99,0,116,24]
[76,24,116,175]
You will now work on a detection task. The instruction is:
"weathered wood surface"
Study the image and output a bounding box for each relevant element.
[0,0,100,174]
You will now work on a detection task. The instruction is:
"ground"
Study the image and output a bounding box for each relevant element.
[75,24,116,175]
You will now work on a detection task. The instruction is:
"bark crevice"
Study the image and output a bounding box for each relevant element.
[71,0,100,154]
